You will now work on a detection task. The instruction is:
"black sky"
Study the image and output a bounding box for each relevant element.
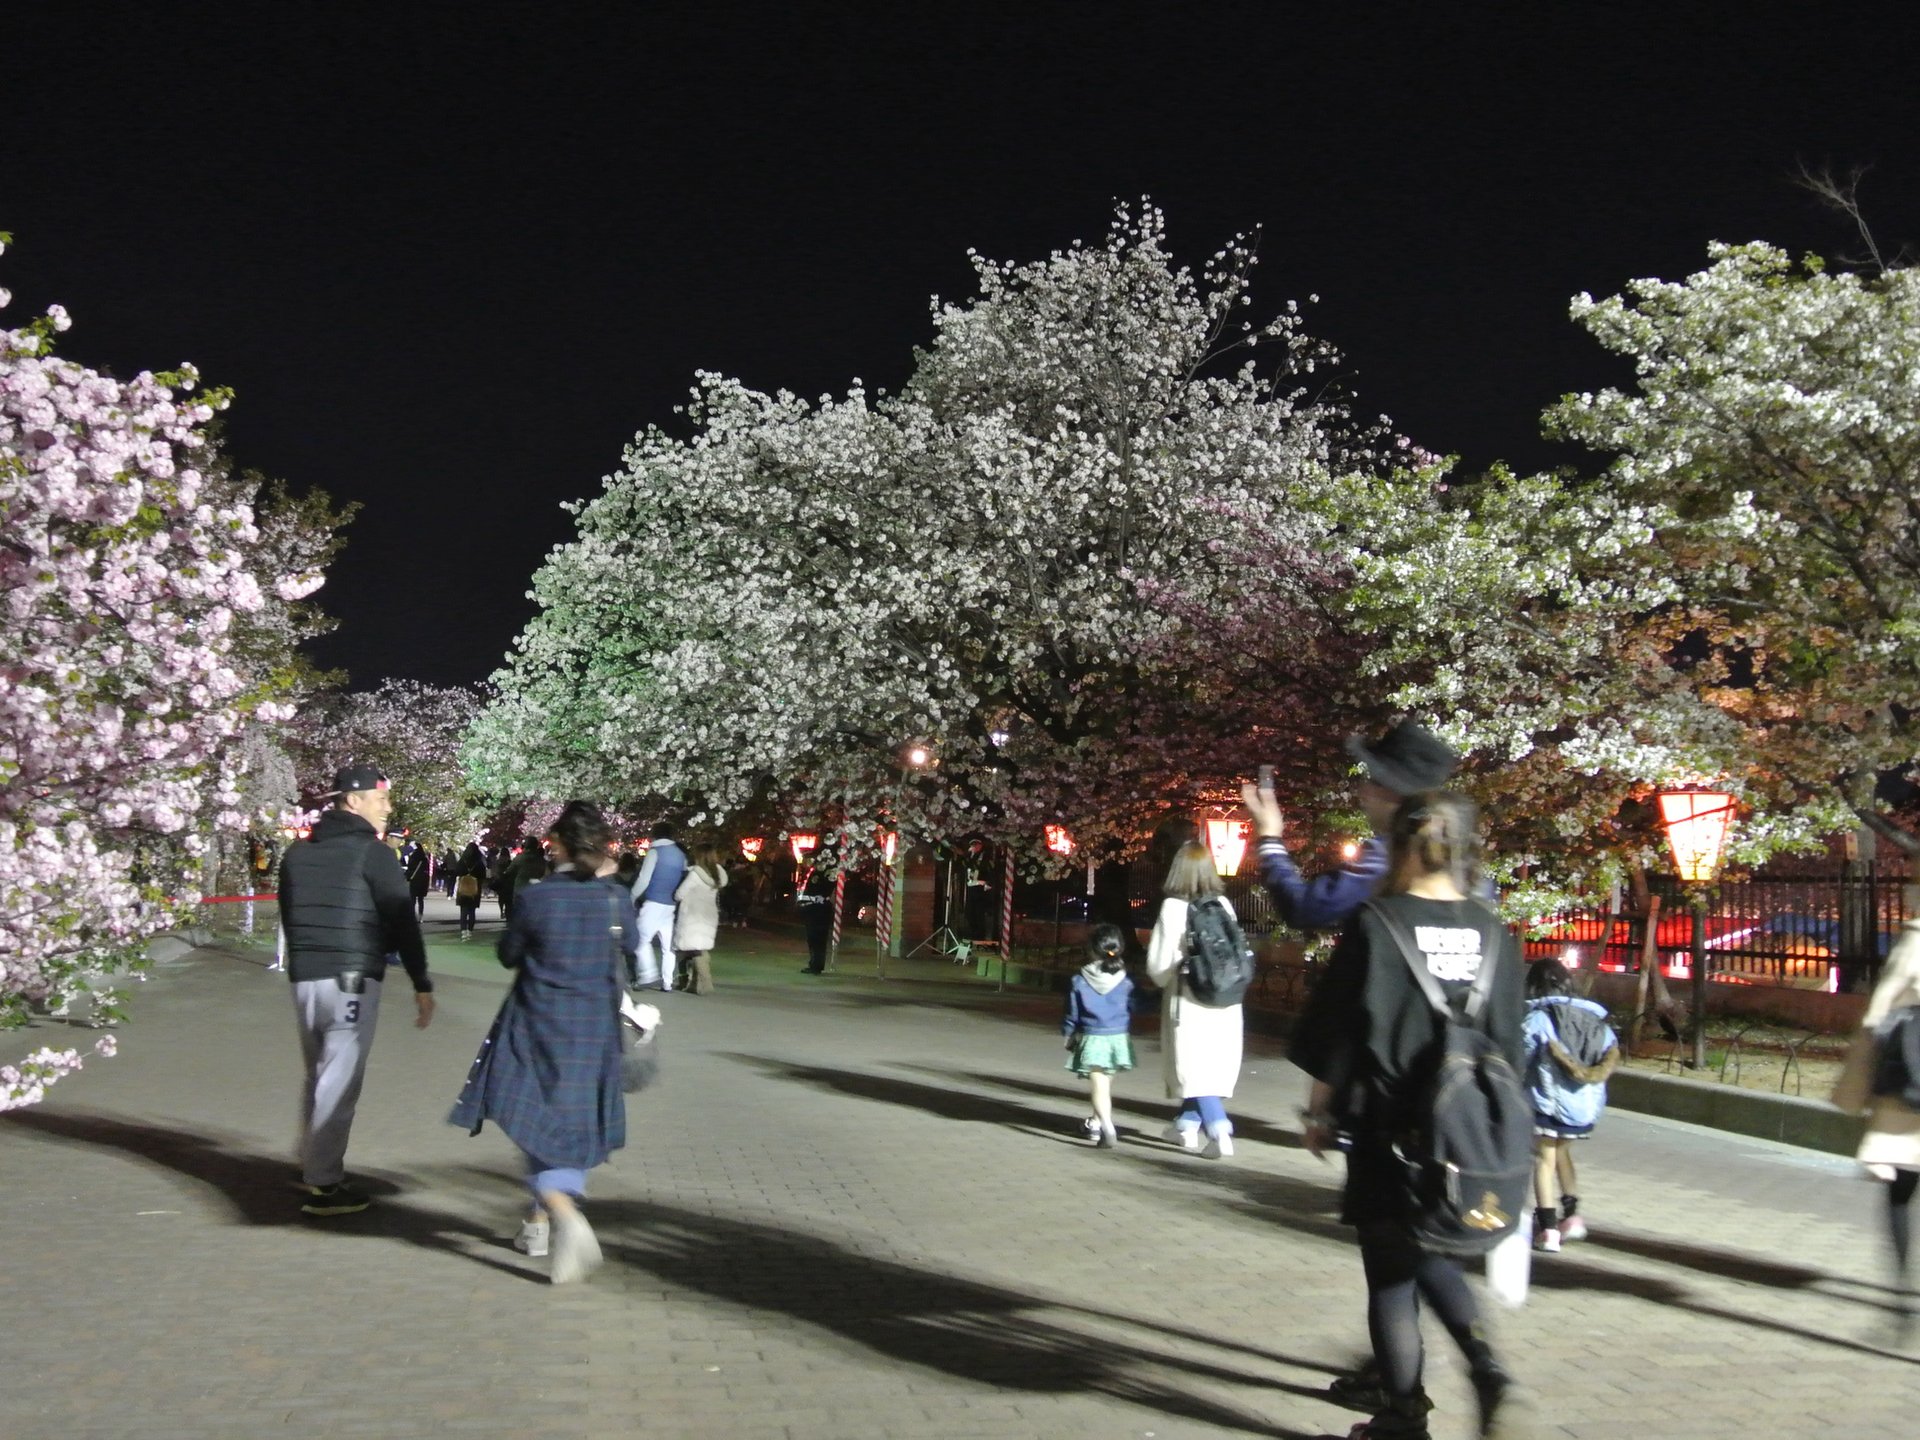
[7,4,1918,689]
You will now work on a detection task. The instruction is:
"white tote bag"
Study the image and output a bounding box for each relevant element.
[1484,1210,1533,1309]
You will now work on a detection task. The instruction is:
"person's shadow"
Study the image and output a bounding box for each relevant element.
[3,1108,531,1279]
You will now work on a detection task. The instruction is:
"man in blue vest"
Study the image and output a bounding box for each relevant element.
[629,822,688,991]
[1240,719,1459,932]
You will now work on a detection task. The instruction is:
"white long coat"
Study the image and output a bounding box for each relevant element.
[673,865,727,953]
[1832,919,1920,1177]
[1146,895,1245,1100]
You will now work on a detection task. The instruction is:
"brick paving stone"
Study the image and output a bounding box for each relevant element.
[4,922,1919,1439]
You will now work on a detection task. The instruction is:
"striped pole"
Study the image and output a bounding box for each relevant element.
[999,850,1016,990]
[829,870,847,971]
[874,854,894,976]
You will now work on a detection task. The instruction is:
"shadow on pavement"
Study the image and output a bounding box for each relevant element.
[589,1198,1327,1438]
[1586,1226,1911,1308]
[720,1053,1073,1130]
[4,1108,533,1280]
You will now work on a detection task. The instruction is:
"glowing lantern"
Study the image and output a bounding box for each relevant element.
[879,830,898,865]
[1657,787,1736,884]
[789,832,819,866]
[739,836,765,862]
[905,745,930,768]
[1206,818,1250,877]
[1044,824,1074,857]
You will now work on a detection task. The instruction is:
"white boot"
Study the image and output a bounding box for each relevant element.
[1202,1119,1235,1159]
[1163,1120,1203,1152]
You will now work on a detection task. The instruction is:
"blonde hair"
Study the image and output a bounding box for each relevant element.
[1381,791,1483,897]
[1162,841,1224,901]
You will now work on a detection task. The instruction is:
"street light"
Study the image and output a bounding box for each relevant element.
[739,836,765,862]
[1206,817,1249,877]
[1656,785,1736,1071]
[1044,824,1074,857]
[788,832,819,866]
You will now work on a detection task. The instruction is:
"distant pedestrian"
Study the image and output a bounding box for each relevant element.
[488,845,510,918]
[629,823,689,991]
[1063,924,1134,1148]
[1523,958,1618,1252]
[1144,842,1245,1158]
[672,843,728,995]
[276,765,435,1217]
[450,800,638,1284]
[502,837,550,919]
[796,844,836,974]
[1292,792,1525,1440]
[439,847,459,897]
[403,839,432,920]
[1832,906,1920,1339]
[455,840,487,938]
[1241,719,1459,933]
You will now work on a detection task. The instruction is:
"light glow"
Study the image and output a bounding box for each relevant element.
[789,832,819,866]
[1206,817,1250,877]
[1656,787,1735,884]
[1044,824,1074,857]
[739,836,765,862]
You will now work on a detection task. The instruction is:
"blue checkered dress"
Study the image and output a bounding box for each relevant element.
[450,868,638,1168]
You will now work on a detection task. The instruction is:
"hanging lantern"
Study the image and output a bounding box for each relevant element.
[879,830,899,865]
[789,832,819,866]
[1206,817,1250,877]
[1044,824,1074,857]
[739,836,765,862]
[1656,787,1736,884]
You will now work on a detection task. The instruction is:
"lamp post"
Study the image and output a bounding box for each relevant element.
[1656,785,1736,1071]
[1205,817,1250,878]
[1045,825,1074,964]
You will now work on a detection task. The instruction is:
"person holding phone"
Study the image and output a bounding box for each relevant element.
[1239,720,1458,933]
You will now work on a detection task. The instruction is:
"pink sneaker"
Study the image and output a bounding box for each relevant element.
[1535,1226,1562,1253]
[1560,1214,1589,1242]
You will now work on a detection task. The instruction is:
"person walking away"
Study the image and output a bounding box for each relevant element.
[403,838,432,921]
[502,836,550,920]
[1832,899,1920,1340]
[1145,842,1246,1158]
[440,847,459,897]
[1063,924,1135,1147]
[455,840,487,939]
[1523,958,1618,1252]
[629,823,689,990]
[672,843,728,994]
[1241,720,1459,933]
[276,766,435,1216]
[449,801,638,1284]
[1292,792,1527,1439]
[797,845,837,974]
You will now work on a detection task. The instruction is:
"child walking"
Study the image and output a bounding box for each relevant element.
[1523,958,1619,1251]
[1063,925,1135,1148]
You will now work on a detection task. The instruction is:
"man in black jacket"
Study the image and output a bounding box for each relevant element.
[278,765,435,1215]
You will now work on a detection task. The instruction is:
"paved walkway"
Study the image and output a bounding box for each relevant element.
[3,897,1917,1439]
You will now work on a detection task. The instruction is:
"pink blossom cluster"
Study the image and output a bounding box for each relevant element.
[2,257,306,1079]
[0,1035,118,1112]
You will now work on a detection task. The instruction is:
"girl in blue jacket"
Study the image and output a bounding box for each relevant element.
[1063,925,1135,1148]
[1524,959,1619,1251]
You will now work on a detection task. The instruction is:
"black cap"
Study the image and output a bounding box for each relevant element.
[1344,720,1458,796]
[329,764,390,796]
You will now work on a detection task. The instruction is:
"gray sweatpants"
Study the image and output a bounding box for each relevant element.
[292,976,383,1186]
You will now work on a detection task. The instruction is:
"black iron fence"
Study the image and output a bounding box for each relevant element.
[1526,868,1911,993]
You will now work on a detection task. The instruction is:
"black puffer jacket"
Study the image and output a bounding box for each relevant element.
[278,808,432,990]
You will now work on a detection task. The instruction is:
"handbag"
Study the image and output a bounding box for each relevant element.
[607,889,659,1093]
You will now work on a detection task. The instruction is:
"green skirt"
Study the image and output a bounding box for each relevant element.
[1066,1033,1134,1075]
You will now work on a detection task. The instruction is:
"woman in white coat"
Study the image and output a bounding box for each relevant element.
[1832,909,1920,1334]
[672,845,729,996]
[1146,842,1244,1158]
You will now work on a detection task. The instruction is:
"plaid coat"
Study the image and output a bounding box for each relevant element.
[450,867,639,1168]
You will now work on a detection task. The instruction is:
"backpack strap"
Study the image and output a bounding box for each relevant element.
[1363,900,1499,1022]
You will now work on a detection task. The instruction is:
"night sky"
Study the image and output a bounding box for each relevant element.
[8,5,1918,689]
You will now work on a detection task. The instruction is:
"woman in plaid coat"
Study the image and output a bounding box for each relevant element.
[450,801,638,1283]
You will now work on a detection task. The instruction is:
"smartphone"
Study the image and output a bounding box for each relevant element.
[1257,764,1275,794]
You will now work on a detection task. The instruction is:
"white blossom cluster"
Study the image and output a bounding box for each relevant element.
[472,204,1390,861]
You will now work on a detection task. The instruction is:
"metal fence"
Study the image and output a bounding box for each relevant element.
[1527,868,1910,993]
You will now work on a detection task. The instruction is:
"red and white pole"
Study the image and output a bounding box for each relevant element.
[999,850,1016,987]
[829,870,847,971]
[875,857,894,969]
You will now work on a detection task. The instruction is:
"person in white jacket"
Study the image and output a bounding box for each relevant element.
[1832,907,1920,1338]
[1146,841,1245,1158]
[672,845,728,995]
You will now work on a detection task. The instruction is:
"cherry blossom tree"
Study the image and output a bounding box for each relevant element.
[475,204,1392,863]
[2,240,332,1106]
[295,679,483,851]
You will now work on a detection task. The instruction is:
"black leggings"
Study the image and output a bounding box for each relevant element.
[1891,1168,1919,1279]
[1358,1224,1494,1400]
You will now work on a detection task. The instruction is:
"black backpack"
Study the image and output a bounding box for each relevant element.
[1366,901,1532,1256]
[1182,897,1255,1006]
[1871,1005,1920,1109]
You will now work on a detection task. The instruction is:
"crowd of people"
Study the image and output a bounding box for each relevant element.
[271,717,1920,1440]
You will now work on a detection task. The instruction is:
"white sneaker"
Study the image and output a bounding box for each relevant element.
[549,1210,602,1285]
[1536,1227,1563,1253]
[1203,1127,1235,1159]
[1162,1122,1203,1152]
[1560,1214,1588,1242]
[513,1220,549,1257]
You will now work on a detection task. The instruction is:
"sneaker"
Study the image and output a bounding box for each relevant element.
[1535,1227,1562,1253]
[1162,1122,1203,1151]
[1559,1214,1588,1242]
[1202,1123,1235,1159]
[1080,1115,1102,1138]
[300,1182,370,1216]
[549,1210,603,1285]
[1328,1366,1431,1418]
[513,1220,550,1257]
[1346,1401,1433,1439]
[1096,1127,1118,1149]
